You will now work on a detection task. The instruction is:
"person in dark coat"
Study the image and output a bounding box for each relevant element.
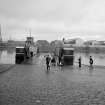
[46,55,51,70]
[89,56,93,67]
[78,56,81,68]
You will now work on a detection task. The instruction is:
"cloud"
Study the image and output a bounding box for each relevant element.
[0,0,105,41]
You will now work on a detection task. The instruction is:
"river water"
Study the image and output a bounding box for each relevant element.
[0,49,15,64]
[0,49,105,66]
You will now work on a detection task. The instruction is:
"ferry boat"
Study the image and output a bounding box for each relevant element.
[55,43,74,65]
[25,37,38,58]
[15,37,38,64]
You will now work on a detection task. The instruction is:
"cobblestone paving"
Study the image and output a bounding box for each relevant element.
[0,64,14,73]
[1,54,105,105]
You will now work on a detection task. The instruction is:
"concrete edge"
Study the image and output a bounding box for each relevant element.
[0,64,16,74]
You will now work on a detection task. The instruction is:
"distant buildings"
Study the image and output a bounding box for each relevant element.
[36,40,49,46]
[84,40,98,46]
[36,40,50,52]
[63,38,84,46]
[62,38,105,47]
[50,40,63,47]
[84,40,105,46]
[97,41,105,46]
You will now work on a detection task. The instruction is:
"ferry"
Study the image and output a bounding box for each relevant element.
[15,37,38,64]
[55,44,74,66]
[25,37,38,57]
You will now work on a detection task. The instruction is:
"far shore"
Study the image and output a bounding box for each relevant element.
[74,46,105,53]
[1,44,105,53]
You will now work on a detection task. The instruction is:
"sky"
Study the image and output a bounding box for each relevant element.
[0,0,105,41]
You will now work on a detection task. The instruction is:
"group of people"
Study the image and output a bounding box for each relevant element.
[45,55,56,70]
[78,56,93,68]
[45,54,94,71]
[45,54,64,71]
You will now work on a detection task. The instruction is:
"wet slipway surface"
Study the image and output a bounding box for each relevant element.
[1,54,105,105]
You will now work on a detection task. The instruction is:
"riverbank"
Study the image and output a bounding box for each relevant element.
[0,64,15,73]
[74,46,105,53]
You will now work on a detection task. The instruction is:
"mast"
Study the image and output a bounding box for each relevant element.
[29,29,31,37]
[0,24,2,42]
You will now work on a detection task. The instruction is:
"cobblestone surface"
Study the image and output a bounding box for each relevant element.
[0,64,14,73]
[1,54,105,105]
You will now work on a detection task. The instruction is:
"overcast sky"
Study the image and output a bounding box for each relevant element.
[0,0,105,41]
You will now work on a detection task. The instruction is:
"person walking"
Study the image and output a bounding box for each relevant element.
[78,56,81,68]
[89,56,93,67]
[46,55,51,70]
